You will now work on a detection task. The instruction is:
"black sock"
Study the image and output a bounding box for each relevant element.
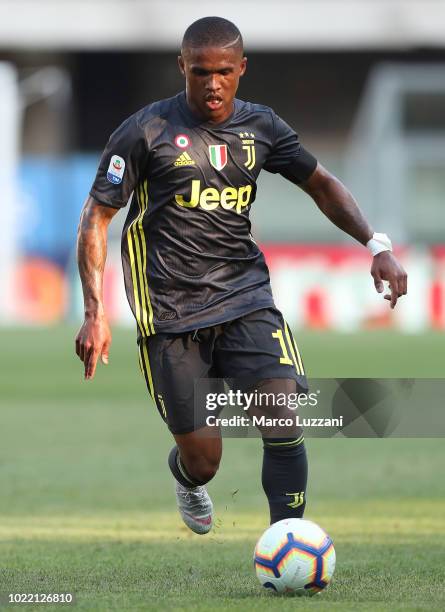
[262,435,308,524]
[168,446,203,488]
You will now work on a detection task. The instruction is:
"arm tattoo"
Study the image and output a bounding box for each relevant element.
[77,202,112,316]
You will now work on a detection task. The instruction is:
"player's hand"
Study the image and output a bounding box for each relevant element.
[370,251,407,309]
[75,314,111,380]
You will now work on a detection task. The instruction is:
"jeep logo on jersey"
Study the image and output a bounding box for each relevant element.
[175,180,252,213]
[208,145,228,171]
[107,155,125,184]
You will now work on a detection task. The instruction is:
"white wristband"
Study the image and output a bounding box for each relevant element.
[366,232,392,257]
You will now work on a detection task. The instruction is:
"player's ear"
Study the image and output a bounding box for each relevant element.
[178,55,186,77]
[239,57,247,77]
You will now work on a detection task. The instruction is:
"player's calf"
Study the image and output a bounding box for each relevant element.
[168,443,221,487]
[171,426,222,484]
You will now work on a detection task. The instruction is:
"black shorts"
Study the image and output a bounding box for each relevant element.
[138,307,307,434]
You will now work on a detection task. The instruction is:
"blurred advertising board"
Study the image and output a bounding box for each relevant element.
[9,245,445,331]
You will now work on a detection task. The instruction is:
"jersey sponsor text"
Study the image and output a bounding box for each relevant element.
[175,179,252,213]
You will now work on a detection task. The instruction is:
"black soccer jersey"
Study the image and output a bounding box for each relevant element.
[90,92,317,337]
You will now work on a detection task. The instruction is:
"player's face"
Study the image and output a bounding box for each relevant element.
[178,46,247,124]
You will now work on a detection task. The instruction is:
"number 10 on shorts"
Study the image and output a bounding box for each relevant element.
[272,326,304,375]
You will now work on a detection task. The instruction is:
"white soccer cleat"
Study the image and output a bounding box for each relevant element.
[175,481,213,535]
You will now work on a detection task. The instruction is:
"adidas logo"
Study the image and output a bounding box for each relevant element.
[174,152,196,167]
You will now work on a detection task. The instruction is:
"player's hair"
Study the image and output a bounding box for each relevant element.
[182,17,243,53]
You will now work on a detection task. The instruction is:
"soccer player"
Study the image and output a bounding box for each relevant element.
[75,17,407,534]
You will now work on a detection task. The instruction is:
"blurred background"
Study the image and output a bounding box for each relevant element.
[1,0,445,333]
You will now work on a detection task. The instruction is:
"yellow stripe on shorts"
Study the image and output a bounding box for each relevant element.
[139,341,155,400]
[284,322,301,376]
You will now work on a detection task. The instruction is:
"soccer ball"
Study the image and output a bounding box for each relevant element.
[253,518,336,595]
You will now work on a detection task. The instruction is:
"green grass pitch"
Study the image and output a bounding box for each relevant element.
[1,327,444,611]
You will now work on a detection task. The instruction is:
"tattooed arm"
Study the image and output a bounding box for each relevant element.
[75,196,119,379]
